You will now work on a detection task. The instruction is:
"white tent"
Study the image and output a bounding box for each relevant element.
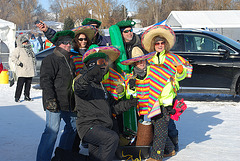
[0,19,16,70]
[165,10,240,41]
[0,19,16,54]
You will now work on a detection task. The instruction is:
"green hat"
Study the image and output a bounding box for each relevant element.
[83,46,120,63]
[116,20,136,28]
[82,18,102,27]
[51,30,75,43]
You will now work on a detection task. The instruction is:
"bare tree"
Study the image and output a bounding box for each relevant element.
[35,5,48,21]
[50,0,61,21]
[0,0,15,20]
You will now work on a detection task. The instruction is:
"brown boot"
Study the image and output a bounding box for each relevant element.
[146,158,162,161]
[163,150,176,157]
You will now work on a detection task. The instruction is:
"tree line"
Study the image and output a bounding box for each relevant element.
[1,0,240,30]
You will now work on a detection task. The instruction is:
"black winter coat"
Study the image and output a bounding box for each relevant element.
[74,72,134,139]
[40,47,76,111]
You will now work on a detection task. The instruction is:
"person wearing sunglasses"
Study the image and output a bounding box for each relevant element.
[36,22,96,75]
[115,20,142,60]
[141,25,193,161]
[82,18,112,46]
[121,46,178,161]
[36,30,78,161]
[71,25,96,75]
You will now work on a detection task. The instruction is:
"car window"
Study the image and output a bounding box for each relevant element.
[172,33,235,54]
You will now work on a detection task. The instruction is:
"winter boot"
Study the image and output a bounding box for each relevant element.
[163,149,176,158]
[15,98,20,102]
[24,95,33,101]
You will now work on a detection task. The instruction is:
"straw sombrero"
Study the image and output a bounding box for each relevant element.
[71,25,96,41]
[83,46,120,63]
[121,46,155,65]
[141,25,176,52]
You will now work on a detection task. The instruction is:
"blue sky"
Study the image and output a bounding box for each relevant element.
[39,0,134,12]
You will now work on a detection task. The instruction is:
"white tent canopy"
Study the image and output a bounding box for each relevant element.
[0,19,16,54]
[165,10,240,28]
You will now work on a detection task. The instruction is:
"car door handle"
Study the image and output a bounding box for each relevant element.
[187,58,195,63]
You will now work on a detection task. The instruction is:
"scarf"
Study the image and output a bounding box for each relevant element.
[23,43,35,58]
[134,66,147,80]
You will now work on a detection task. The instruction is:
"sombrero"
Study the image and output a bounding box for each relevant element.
[141,25,176,52]
[71,25,96,41]
[83,46,120,63]
[121,46,155,65]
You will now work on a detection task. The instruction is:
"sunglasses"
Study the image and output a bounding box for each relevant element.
[78,38,87,41]
[123,29,133,33]
[60,41,72,45]
[155,42,165,46]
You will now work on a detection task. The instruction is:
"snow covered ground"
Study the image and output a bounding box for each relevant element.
[1,83,240,161]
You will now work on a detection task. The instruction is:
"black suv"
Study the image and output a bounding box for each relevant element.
[171,29,240,95]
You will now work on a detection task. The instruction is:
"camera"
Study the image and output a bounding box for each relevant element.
[35,20,44,26]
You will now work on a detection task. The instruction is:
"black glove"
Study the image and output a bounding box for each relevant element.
[128,95,139,107]
[84,65,103,82]
[46,98,58,112]
[129,78,136,90]
[166,106,176,115]
[19,62,23,67]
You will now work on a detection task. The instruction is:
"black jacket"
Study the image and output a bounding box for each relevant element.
[40,47,76,111]
[74,71,134,139]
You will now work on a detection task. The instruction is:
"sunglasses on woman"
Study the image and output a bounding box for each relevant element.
[78,38,87,41]
[123,29,133,33]
[155,42,165,46]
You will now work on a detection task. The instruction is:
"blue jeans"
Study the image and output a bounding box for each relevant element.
[36,110,77,161]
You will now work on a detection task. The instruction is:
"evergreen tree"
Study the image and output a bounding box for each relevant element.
[63,16,74,30]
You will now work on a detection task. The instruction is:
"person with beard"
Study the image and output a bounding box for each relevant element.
[36,30,77,161]
[82,18,112,46]
[74,46,139,161]
[10,34,36,102]
[115,20,142,60]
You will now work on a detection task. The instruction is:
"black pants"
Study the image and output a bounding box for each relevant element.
[82,125,119,161]
[15,77,32,99]
[150,109,174,160]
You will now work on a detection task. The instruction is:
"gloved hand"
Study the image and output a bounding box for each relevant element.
[170,99,187,121]
[84,65,103,82]
[129,78,136,90]
[176,65,183,74]
[46,98,58,112]
[19,62,23,67]
[128,95,139,107]
[116,84,124,94]
[166,106,176,115]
